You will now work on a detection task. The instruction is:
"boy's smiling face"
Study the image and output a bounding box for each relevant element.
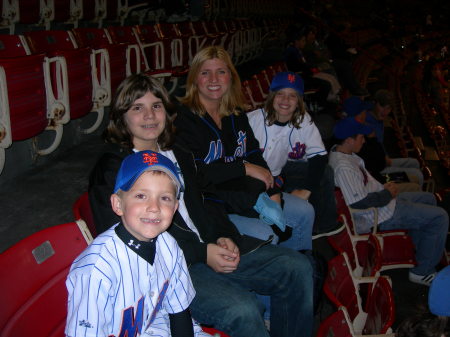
[111,171,178,242]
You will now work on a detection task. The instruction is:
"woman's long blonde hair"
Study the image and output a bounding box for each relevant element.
[179,46,246,117]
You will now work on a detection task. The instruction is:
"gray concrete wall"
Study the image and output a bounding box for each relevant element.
[0,107,109,186]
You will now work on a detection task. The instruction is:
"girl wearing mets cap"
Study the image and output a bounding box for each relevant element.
[247,71,338,238]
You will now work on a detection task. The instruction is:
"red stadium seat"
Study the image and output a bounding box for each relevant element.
[24,30,106,134]
[316,306,355,337]
[201,326,231,337]
[0,33,74,170]
[108,25,172,82]
[73,191,97,238]
[0,1,19,33]
[363,275,396,334]
[155,22,190,92]
[72,27,130,96]
[242,78,265,109]
[324,252,395,334]
[0,221,92,337]
[334,188,416,272]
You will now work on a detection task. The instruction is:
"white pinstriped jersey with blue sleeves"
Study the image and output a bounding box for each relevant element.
[329,147,396,234]
[247,108,327,176]
[65,225,210,337]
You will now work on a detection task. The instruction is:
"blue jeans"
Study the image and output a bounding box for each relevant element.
[188,244,314,337]
[381,157,424,187]
[380,192,449,275]
[229,192,314,250]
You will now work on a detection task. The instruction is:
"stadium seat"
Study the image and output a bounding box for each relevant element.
[0,32,72,171]
[324,252,395,334]
[242,78,266,110]
[334,188,417,272]
[0,221,92,337]
[315,306,355,337]
[73,191,97,238]
[0,0,19,33]
[316,306,396,337]
[201,326,231,337]
[53,0,82,27]
[24,29,106,134]
[363,275,396,335]
[111,25,172,83]
[72,27,131,96]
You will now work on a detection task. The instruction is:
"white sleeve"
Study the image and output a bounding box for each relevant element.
[65,270,114,337]
[295,113,327,158]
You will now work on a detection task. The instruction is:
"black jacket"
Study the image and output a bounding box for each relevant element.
[174,105,281,216]
[88,142,268,266]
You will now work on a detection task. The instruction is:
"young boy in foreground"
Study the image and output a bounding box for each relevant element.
[65,150,210,337]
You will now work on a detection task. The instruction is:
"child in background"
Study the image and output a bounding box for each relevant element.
[65,150,210,337]
[247,71,340,238]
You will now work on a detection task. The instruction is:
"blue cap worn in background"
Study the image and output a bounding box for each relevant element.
[269,71,304,95]
[343,96,374,117]
[114,150,183,197]
[429,265,450,317]
[333,117,373,139]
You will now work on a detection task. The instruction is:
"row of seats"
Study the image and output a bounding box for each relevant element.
[0,0,298,34]
[0,0,152,33]
[317,189,414,336]
[0,17,290,174]
[320,186,450,335]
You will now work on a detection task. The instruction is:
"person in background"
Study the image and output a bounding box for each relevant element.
[247,71,341,238]
[329,116,448,286]
[343,94,422,192]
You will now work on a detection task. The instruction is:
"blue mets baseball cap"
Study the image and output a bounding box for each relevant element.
[269,71,304,95]
[333,117,373,139]
[343,96,374,117]
[429,265,450,316]
[114,150,183,197]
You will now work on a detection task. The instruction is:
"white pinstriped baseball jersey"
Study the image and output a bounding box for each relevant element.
[247,108,327,176]
[65,224,210,337]
[329,146,396,234]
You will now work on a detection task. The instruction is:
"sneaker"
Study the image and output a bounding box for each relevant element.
[409,271,437,286]
[312,221,345,240]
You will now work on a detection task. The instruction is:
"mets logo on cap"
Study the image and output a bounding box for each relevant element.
[114,150,183,196]
[269,71,304,95]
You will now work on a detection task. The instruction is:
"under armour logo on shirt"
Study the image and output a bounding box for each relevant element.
[128,240,141,249]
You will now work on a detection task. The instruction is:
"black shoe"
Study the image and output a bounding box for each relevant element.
[312,221,345,240]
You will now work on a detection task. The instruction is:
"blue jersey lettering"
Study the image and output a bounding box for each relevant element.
[116,296,144,337]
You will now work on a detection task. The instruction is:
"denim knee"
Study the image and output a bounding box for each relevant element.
[217,299,267,337]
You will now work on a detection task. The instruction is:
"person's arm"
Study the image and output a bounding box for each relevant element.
[65,270,113,337]
[350,189,393,209]
[169,309,194,337]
